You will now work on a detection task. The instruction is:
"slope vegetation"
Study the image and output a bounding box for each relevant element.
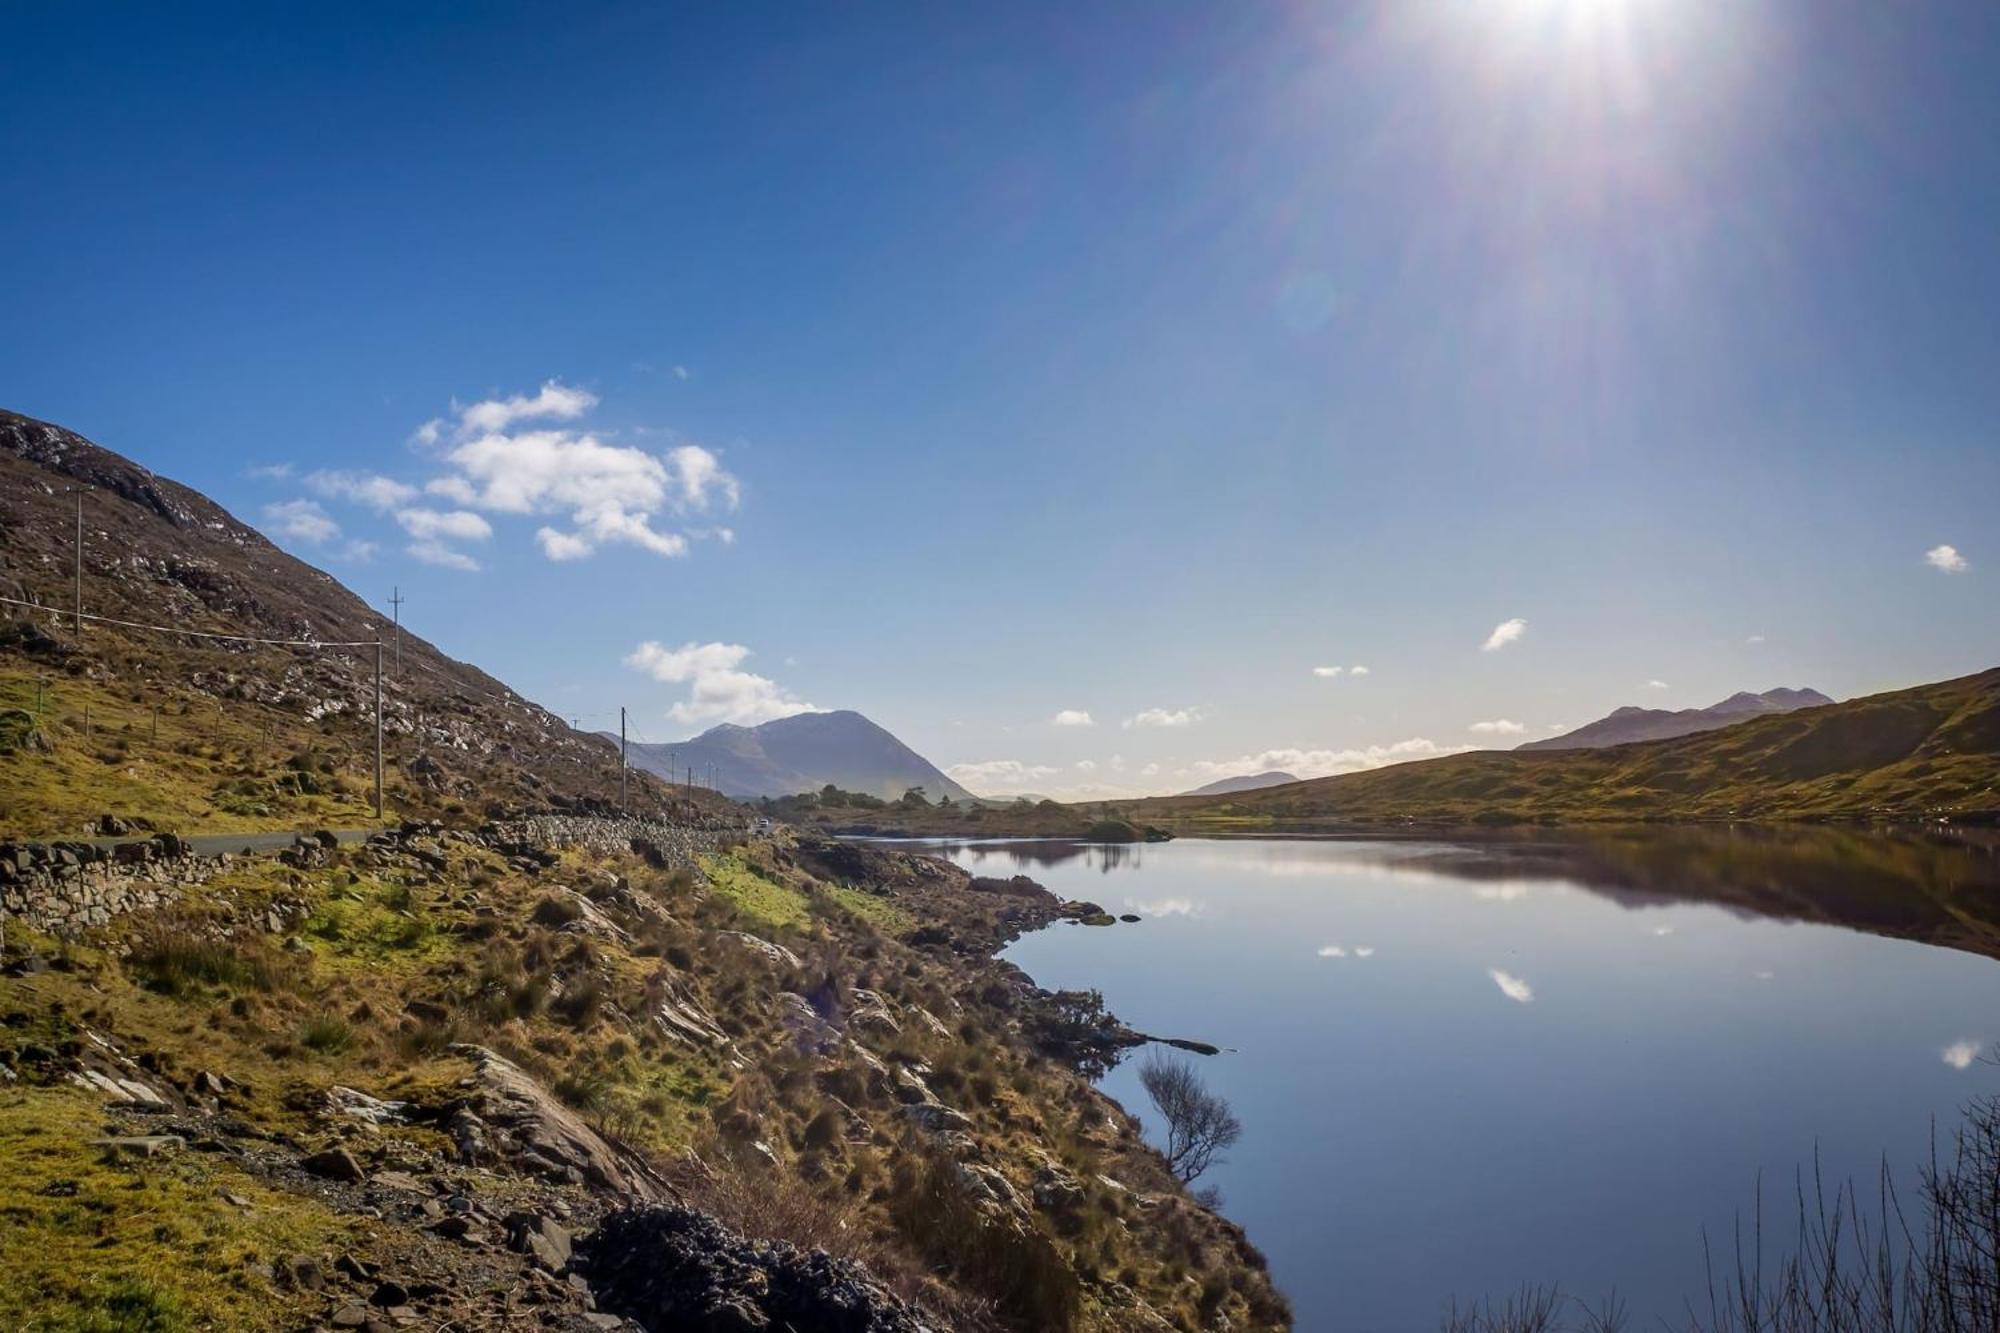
[1140,669,2000,828]
[0,409,716,836]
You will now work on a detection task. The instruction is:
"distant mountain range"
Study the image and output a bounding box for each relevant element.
[1519,688,1835,752]
[618,710,974,804]
[1182,770,1299,797]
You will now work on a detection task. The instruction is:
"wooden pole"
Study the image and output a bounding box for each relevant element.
[373,641,384,821]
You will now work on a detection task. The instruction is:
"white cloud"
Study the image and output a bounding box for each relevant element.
[372,383,744,563]
[1644,679,1670,690]
[1469,719,1527,736]
[245,462,293,481]
[1349,665,1370,677]
[1943,1040,1983,1071]
[1312,664,1371,679]
[1184,737,1474,785]
[625,640,815,726]
[455,380,598,436]
[308,470,419,511]
[1074,760,1098,772]
[672,365,691,381]
[1927,544,1969,574]
[395,508,493,543]
[1053,709,1096,728]
[945,759,1061,794]
[407,540,480,572]
[263,499,339,545]
[1489,969,1534,1003]
[1125,707,1202,729]
[1746,634,1766,645]
[340,539,378,563]
[1354,946,1375,957]
[1481,618,1527,652]
[536,527,594,561]
[1317,945,1347,958]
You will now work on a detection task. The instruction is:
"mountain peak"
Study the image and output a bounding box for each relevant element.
[625,709,967,803]
[1522,686,1836,752]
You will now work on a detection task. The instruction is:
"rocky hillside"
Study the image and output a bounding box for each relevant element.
[1131,668,2000,828]
[0,817,1289,1331]
[623,710,974,804]
[1518,687,1835,751]
[0,409,719,836]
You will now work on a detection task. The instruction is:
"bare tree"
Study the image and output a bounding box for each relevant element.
[1138,1051,1242,1184]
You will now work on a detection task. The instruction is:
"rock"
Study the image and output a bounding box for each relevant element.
[507,1213,573,1271]
[327,1086,410,1125]
[91,1134,184,1159]
[580,1205,937,1333]
[329,1306,371,1328]
[1119,913,1141,923]
[897,1102,973,1136]
[718,930,803,969]
[97,813,130,836]
[447,1045,666,1199]
[192,1069,229,1097]
[370,1280,409,1307]
[775,993,840,1055]
[302,1146,366,1182]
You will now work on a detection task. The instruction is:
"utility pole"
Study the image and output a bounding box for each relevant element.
[618,706,628,811]
[373,641,385,822]
[388,587,405,677]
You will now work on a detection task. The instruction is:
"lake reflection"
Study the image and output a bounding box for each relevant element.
[910,827,2000,1331]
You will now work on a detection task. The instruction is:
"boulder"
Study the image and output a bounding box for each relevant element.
[448,1045,666,1200]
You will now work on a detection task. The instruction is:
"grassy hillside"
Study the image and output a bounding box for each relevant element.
[1133,668,2000,829]
[0,409,725,836]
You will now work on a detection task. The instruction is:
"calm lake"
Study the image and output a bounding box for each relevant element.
[912,828,2000,1331]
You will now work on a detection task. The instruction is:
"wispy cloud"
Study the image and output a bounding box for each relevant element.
[1746,634,1766,645]
[407,540,479,572]
[263,499,339,545]
[1927,544,1969,574]
[1052,709,1095,727]
[625,640,814,726]
[1488,968,1534,1003]
[1469,719,1527,736]
[453,380,598,436]
[245,462,293,481]
[1481,618,1527,652]
[395,507,493,543]
[308,470,419,511]
[1125,707,1202,729]
[945,759,1061,793]
[1313,665,1370,678]
[1185,738,1473,784]
[1644,679,1669,690]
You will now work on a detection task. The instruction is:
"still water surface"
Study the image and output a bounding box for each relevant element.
[912,829,2000,1330]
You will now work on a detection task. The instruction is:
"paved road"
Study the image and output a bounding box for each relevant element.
[77,828,375,855]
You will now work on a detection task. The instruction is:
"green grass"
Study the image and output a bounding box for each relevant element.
[823,885,914,936]
[702,853,811,930]
[0,1089,352,1332]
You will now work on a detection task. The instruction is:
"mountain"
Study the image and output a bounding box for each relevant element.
[619,709,974,803]
[1136,668,2000,826]
[0,409,710,835]
[1520,687,1836,751]
[1182,770,1299,797]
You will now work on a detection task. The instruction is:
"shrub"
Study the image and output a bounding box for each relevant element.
[299,1012,353,1053]
[128,934,279,997]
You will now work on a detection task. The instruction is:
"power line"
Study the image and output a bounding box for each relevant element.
[0,594,378,648]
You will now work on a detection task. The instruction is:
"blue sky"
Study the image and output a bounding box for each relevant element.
[3,0,1995,798]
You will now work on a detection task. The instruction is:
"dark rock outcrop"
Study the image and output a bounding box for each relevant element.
[580,1205,937,1333]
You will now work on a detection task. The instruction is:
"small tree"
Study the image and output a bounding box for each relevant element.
[1139,1052,1241,1184]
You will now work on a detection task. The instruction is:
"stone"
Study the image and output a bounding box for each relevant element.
[329,1306,371,1328]
[302,1146,366,1182]
[370,1280,409,1307]
[91,1134,184,1159]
